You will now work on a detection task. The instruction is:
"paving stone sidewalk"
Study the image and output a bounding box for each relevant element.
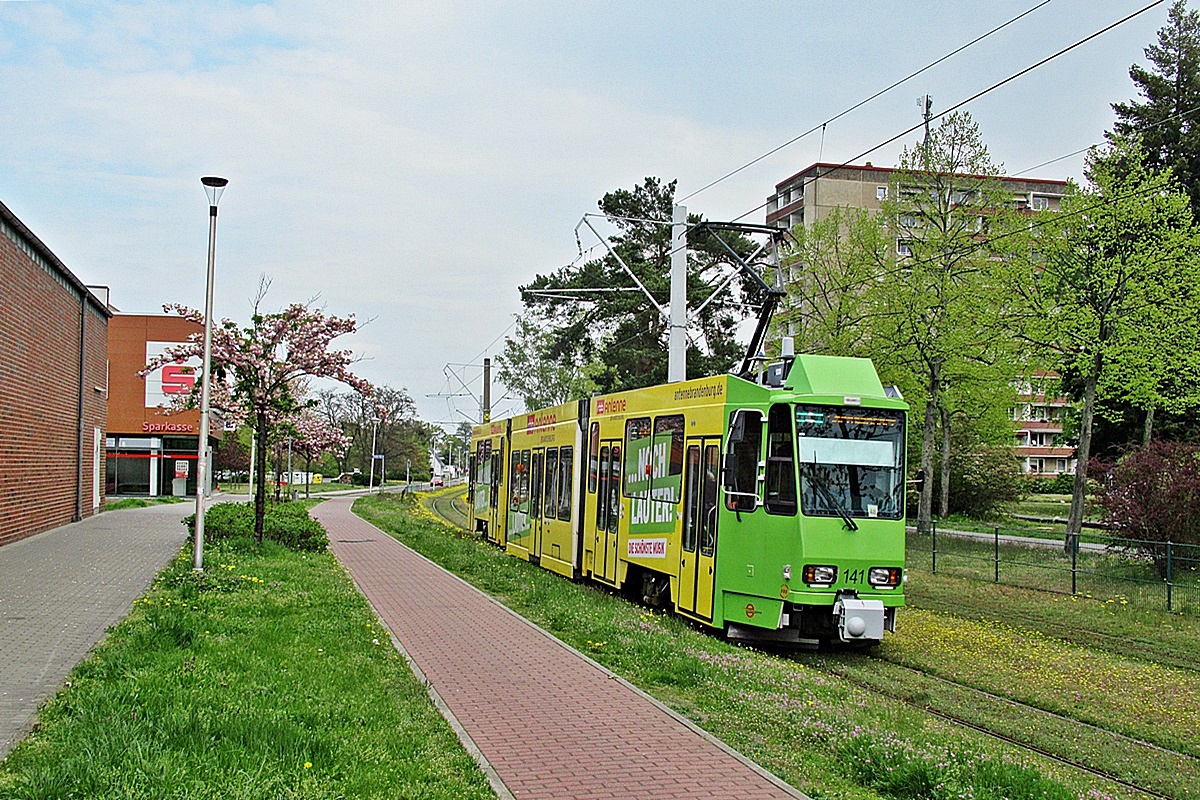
[314,496,809,800]
[0,503,190,758]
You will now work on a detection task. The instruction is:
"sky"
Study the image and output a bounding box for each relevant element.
[0,0,1173,429]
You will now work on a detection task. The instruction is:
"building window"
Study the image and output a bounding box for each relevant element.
[1032,196,1049,211]
[900,214,917,228]
[877,186,887,200]
[896,239,913,257]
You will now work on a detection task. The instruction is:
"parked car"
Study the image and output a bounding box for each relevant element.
[431,475,444,487]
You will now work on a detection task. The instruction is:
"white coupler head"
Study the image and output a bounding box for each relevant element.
[833,597,885,642]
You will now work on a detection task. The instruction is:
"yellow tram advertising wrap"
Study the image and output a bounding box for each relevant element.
[469,356,909,646]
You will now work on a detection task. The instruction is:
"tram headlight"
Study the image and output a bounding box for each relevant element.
[868,567,902,588]
[802,565,837,587]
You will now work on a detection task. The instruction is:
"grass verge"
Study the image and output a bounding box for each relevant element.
[357,490,1144,800]
[105,496,188,510]
[0,534,494,800]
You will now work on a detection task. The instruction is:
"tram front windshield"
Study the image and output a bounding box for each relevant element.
[795,406,905,521]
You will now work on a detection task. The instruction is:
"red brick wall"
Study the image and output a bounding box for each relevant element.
[0,226,108,547]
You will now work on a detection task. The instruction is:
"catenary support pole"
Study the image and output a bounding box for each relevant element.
[668,204,687,383]
[483,357,492,423]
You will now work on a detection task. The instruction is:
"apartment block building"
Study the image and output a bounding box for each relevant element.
[1012,374,1076,477]
[765,162,1069,232]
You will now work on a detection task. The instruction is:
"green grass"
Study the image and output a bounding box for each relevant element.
[909,528,1200,615]
[0,535,494,800]
[357,491,1151,800]
[219,481,359,496]
[105,496,188,510]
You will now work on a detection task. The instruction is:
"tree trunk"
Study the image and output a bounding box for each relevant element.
[918,361,941,534]
[305,456,312,500]
[254,412,268,545]
[273,442,283,503]
[1066,355,1101,554]
[1143,404,1155,446]
[939,404,952,518]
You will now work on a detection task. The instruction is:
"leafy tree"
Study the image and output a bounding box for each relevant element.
[149,298,371,543]
[214,432,250,483]
[874,110,1023,533]
[1112,0,1200,216]
[516,177,755,394]
[770,205,888,358]
[944,403,1024,518]
[1000,137,1197,550]
[1092,440,1200,577]
[495,314,600,411]
[287,409,350,498]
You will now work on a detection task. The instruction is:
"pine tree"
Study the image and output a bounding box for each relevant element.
[1111,0,1200,213]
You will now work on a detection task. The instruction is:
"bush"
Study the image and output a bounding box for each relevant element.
[1092,440,1200,577]
[948,444,1023,519]
[1025,472,1076,495]
[264,503,328,552]
[184,501,327,552]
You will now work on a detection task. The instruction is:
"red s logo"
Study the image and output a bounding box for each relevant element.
[162,363,196,395]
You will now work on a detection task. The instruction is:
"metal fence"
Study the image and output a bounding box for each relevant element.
[908,523,1200,614]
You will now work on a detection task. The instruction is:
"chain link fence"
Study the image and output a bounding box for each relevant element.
[908,523,1200,614]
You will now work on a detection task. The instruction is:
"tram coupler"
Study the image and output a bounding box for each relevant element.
[833,591,885,643]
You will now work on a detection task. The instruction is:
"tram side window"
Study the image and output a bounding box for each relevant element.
[510,451,522,509]
[490,451,500,509]
[623,417,652,498]
[493,440,505,509]
[765,404,797,516]
[608,446,621,533]
[683,446,701,553]
[545,449,558,522]
[596,445,610,528]
[588,423,599,493]
[653,414,685,503]
[531,451,544,520]
[557,446,573,521]
[725,410,762,512]
[701,445,720,556]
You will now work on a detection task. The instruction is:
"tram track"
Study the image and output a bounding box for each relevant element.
[800,650,1195,800]
[419,487,1193,795]
[907,600,1200,674]
[428,487,470,530]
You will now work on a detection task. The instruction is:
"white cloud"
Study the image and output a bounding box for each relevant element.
[0,0,1172,424]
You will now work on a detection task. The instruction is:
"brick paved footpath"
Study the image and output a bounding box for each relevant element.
[313,497,809,800]
[0,502,191,758]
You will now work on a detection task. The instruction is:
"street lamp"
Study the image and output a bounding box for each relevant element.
[194,175,228,572]
[369,416,380,490]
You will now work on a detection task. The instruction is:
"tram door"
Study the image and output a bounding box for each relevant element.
[593,440,621,584]
[487,440,505,546]
[529,448,545,561]
[679,439,721,619]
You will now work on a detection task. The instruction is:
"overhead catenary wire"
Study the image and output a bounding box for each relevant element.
[464,1,1168,398]
[1011,99,1200,177]
[731,0,1169,224]
[679,0,1056,204]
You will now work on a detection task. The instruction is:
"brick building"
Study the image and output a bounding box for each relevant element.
[0,200,110,547]
[106,313,221,497]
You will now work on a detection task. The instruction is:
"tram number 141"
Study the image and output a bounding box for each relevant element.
[844,568,866,585]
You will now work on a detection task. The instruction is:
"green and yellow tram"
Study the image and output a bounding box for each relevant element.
[470,352,909,645]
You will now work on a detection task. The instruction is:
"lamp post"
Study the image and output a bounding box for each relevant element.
[194,176,228,572]
[369,417,380,490]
